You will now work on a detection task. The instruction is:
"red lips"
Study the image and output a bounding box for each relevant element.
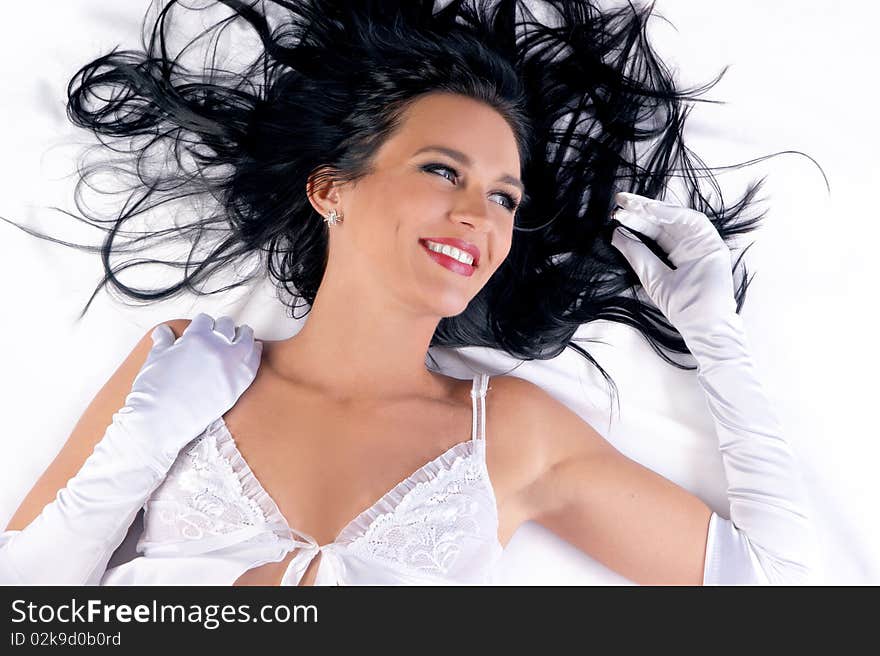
[418,237,480,267]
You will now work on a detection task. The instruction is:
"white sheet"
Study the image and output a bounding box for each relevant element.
[1,0,876,584]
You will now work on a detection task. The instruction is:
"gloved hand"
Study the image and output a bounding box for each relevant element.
[117,312,264,472]
[609,192,819,584]
[0,313,263,585]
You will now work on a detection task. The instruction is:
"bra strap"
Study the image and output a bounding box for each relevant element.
[470,373,490,443]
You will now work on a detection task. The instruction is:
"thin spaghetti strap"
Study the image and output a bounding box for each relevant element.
[470,373,490,443]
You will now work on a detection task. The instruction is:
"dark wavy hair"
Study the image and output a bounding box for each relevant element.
[1,0,825,412]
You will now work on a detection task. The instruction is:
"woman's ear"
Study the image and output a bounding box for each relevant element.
[306,166,344,217]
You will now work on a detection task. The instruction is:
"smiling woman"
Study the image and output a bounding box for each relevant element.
[0,0,817,587]
[302,92,521,322]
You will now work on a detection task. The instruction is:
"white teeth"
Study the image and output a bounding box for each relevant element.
[424,241,475,266]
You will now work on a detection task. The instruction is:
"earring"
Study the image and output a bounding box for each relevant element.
[325,209,343,226]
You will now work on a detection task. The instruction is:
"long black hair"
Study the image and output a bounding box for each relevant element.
[0,0,825,412]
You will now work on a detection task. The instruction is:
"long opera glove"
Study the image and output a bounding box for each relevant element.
[0,314,262,584]
[610,193,818,584]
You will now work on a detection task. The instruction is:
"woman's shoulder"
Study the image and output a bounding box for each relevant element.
[486,374,552,423]
[481,374,554,488]
[487,373,544,398]
[484,373,609,488]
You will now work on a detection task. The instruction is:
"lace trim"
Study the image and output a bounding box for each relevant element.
[208,418,291,539]
[142,415,497,565]
[336,440,487,545]
[213,417,493,549]
[343,442,498,575]
[138,420,290,556]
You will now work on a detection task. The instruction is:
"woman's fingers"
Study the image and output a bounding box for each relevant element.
[246,340,264,373]
[185,312,214,335]
[214,316,236,342]
[616,191,686,219]
[613,192,726,266]
[610,224,666,292]
[232,324,254,346]
[150,324,175,349]
[614,193,682,260]
[612,207,663,238]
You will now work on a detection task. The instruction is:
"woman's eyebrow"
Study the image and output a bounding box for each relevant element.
[412,145,524,193]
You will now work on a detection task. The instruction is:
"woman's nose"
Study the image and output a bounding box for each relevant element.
[451,188,492,230]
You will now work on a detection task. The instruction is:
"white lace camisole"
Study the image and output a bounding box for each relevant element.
[100,373,502,585]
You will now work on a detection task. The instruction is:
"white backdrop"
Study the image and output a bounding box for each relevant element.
[1,1,877,584]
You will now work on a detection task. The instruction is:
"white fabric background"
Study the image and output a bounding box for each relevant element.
[0,1,876,584]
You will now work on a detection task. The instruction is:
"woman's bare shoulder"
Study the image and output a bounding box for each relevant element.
[484,374,612,501]
[481,375,552,498]
[486,373,549,423]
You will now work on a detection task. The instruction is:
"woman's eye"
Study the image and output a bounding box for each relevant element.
[493,191,520,212]
[422,163,520,213]
[423,163,458,184]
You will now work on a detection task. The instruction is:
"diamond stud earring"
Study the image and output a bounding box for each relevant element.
[325,209,343,226]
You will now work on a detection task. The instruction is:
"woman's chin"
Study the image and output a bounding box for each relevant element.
[422,289,471,318]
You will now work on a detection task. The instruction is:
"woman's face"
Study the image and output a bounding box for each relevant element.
[315,92,523,317]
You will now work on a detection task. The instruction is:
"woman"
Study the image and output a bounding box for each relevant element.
[0,0,816,585]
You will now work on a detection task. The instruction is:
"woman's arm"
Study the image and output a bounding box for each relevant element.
[508,193,817,585]
[0,320,189,585]
[3,319,191,533]
[506,378,712,585]
[0,314,262,584]
[511,368,813,585]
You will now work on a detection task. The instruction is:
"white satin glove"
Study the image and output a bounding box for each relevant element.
[0,313,263,585]
[609,192,818,585]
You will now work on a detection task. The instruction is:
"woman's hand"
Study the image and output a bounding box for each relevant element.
[122,312,263,455]
[609,192,739,344]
